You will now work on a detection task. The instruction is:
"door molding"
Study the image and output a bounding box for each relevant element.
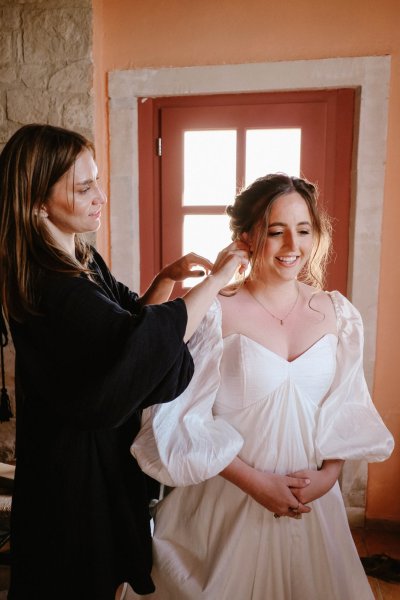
[108,55,390,392]
[108,57,390,525]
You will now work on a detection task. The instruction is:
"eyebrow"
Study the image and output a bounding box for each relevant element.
[75,178,95,186]
[268,221,312,227]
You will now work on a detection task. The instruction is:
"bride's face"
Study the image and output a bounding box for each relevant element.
[256,191,314,283]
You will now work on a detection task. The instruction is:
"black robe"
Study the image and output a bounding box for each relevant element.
[7,250,194,600]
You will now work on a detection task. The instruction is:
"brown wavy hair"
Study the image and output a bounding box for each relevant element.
[0,124,95,321]
[226,173,332,290]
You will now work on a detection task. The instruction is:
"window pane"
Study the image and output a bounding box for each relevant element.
[183,131,236,205]
[245,129,301,185]
[183,214,232,287]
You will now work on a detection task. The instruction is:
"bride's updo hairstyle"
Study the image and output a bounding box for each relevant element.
[226,173,332,290]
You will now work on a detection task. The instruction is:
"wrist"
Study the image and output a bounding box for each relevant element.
[319,460,343,487]
[220,457,255,493]
[154,271,174,286]
[204,272,224,292]
[320,459,343,475]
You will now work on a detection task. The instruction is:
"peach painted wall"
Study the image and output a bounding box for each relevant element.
[92,0,400,522]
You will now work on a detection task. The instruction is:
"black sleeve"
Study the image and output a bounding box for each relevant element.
[90,248,141,314]
[14,274,194,430]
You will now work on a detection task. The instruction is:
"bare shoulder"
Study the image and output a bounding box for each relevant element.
[218,287,251,335]
[218,287,249,312]
[299,283,337,321]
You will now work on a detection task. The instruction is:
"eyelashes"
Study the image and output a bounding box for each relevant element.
[268,230,311,237]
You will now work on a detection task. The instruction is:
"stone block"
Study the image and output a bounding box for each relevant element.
[20,64,49,89]
[7,88,50,123]
[48,100,64,127]
[0,32,12,65]
[0,66,16,84]
[62,93,93,131]
[0,6,20,29]
[0,121,20,144]
[15,30,23,63]
[0,103,5,127]
[23,8,91,63]
[13,0,91,6]
[49,60,92,93]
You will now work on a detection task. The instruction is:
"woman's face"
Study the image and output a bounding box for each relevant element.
[43,149,107,242]
[254,191,314,283]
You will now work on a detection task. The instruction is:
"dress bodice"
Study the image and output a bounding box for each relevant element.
[132,291,393,486]
[213,333,339,472]
[215,333,338,413]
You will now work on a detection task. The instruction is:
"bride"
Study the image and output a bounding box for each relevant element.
[132,173,394,600]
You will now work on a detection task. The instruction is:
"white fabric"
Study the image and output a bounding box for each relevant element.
[131,291,394,600]
[132,301,244,487]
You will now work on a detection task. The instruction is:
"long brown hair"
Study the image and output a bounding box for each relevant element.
[0,124,94,321]
[226,173,332,290]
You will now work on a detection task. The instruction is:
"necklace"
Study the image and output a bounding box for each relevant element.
[246,282,300,326]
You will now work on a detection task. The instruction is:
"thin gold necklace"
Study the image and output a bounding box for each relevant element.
[246,282,300,326]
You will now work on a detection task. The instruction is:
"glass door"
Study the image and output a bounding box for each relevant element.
[138,90,355,295]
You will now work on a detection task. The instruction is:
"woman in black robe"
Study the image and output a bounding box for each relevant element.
[0,124,249,600]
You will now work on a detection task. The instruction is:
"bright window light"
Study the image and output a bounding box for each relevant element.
[245,128,301,185]
[183,130,237,205]
[183,214,232,287]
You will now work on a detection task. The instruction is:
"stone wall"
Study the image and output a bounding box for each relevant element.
[0,0,94,461]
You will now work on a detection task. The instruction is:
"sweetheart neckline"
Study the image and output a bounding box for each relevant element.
[222,332,338,364]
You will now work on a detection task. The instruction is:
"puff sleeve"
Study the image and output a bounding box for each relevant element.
[315,291,394,465]
[131,300,244,486]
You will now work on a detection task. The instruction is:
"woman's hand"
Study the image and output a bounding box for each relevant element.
[220,457,311,518]
[140,253,214,305]
[288,460,344,505]
[159,252,214,283]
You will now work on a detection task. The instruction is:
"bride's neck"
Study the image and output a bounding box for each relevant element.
[246,278,299,302]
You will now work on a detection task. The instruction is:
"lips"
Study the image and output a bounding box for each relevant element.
[89,211,101,218]
[276,256,298,265]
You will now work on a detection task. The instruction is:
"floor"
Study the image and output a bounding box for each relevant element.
[0,527,399,599]
[352,525,400,600]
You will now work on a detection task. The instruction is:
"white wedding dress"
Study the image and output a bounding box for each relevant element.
[132,292,394,600]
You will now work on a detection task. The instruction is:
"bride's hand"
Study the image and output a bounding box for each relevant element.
[288,460,344,505]
[248,470,312,517]
[209,240,250,287]
[220,457,311,518]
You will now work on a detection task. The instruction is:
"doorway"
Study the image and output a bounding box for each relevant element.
[108,57,390,523]
[138,89,354,295]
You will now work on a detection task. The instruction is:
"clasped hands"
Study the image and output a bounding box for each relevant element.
[263,461,343,519]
